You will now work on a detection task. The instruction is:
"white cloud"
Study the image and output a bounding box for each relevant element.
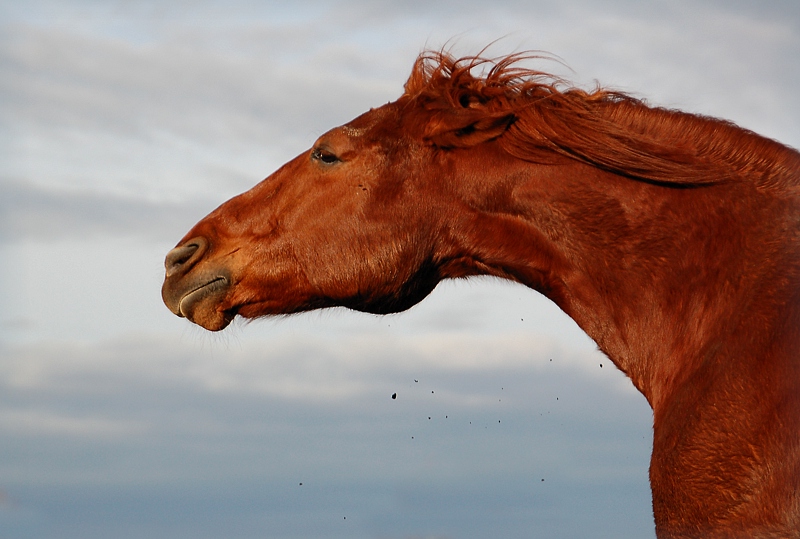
[0,408,148,438]
[0,324,618,402]
[0,332,651,489]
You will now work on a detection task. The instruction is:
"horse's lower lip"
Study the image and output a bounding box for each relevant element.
[178,276,229,318]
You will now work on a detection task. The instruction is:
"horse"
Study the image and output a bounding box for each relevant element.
[161,51,800,538]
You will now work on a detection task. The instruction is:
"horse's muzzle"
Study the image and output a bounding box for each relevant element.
[161,237,234,331]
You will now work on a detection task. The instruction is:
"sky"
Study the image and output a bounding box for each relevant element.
[1,1,798,538]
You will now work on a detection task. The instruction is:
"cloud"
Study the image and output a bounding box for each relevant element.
[0,336,644,539]
[0,332,653,538]
[0,328,616,402]
[0,21,402,200]
[0,408,147,439]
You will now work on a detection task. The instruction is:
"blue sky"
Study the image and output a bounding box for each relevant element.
[1,1,798,538]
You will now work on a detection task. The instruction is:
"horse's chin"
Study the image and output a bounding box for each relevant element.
[180,294,234,332]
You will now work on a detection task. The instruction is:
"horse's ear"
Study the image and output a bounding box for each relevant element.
[423,109,515,149]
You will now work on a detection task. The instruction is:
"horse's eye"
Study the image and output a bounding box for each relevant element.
[311,147,340,165]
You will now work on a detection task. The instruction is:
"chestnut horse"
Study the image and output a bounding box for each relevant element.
[162,52,800,538]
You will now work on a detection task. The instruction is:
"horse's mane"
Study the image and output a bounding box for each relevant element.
[403,51,798,188]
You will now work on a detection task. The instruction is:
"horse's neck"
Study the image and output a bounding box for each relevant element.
[441,153,800,533]
[444,154,797,409]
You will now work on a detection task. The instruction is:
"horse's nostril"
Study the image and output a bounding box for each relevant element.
[164,236,209,277]
[165,244,197,274]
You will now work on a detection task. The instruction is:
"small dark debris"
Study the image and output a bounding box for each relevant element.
[414,379,418,383]
[428,417,431,420]
[600,363,603,368]
[391,393,397,399]
[431,391,434,394]
[299,483,303,486]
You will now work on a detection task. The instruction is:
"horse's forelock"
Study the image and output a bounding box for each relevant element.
[403,51,565,111]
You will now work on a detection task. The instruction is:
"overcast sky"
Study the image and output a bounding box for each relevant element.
[1,1,798,538]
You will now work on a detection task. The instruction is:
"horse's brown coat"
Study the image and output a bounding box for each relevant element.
[162,52,800,538]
